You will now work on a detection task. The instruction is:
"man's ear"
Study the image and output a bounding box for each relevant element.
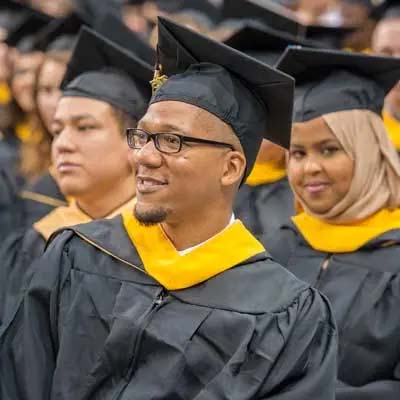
[220,151,247,187]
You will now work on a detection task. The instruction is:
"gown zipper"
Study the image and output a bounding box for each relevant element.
[113,288,168,400]
[315,254,332,289]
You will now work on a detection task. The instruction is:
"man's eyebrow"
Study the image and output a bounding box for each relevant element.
[139,121,189,135]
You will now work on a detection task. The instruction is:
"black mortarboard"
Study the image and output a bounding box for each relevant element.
[5,7,53,52]
[34,13,85,52]
[223,21,323,65]
[73,0,122,25]
[304,24,356,49]
[61,27,152,120]
[151,17,294,177]
[220,0,301,36]
[276,46,400,122]
[0,1,26,32]
[96,13,155,66]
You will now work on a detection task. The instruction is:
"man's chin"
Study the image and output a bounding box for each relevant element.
[134,203,168,226]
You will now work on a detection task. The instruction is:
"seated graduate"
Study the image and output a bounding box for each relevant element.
[17,17,337,400]
[0,26,152,397]
[372,2,400,153]
[4,12,156,237]
[267,46,400,399]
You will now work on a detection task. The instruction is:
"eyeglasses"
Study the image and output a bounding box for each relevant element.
[126,128,235,154]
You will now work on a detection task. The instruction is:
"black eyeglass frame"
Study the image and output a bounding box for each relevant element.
[126,128,235,154]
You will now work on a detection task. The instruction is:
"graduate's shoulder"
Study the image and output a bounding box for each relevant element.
[174,253,319,316]
[45,216,149,283]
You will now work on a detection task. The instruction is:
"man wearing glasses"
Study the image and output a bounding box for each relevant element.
[19,18,337,399]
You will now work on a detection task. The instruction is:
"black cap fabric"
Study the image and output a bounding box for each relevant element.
[0,1,26,32]
[223,21,323,65]
[34,13,85,52]
[276,46,400,122]
[151,17,294,177]
[61,27,152,120]
[220,0,301,36]
[5,8,53,52]
[304,24,356,49]
[73,0,122,26]
[96,13,155,67]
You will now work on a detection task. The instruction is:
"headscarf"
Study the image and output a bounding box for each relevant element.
[293,109,400,224]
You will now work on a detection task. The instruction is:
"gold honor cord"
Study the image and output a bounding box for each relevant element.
[151,63,168,94]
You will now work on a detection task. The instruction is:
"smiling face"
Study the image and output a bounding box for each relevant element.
[288,116,354,214]
[372,18,400,116]
[51,96,133,200]
[11,51,43,113]
[36,57,67,132]
[132,100,246,226]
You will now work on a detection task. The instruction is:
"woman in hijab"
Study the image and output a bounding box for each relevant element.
[268,47,400,399]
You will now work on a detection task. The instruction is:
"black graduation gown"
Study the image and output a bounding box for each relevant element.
[0,228,46,400]
[264,222,400,400]
[16,216,337,400]
[19,172,67,228]
[234,178,294,238]
[0,168,21,242]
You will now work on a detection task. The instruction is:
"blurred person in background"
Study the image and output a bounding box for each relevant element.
[372,1,400,153]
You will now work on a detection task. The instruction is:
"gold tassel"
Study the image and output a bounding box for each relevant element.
[150,63,168,94]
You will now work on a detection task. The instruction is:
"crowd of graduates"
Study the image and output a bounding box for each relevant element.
[0,0,399,399]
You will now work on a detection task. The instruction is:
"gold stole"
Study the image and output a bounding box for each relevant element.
[292,209,400,253]
[122,211,265,290]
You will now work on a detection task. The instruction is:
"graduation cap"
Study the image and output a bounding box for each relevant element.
[73,0,122,26]
[304,24,356,49]
[33,13,86,52]
[5,6,53,52]
[223,21,323,65]
[0,0,27,32]
[220,0,301,37]
[96,13,156,67]
[276,46,400,122]
[151,16,294,177]
[61,26,153,120]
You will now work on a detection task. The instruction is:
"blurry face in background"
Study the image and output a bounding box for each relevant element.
[372,18,400,116]
[36,58,67,132]
[0,41,11,82]
[296,0,334,24]
[29,0,73,17]
[339,1,369,26]
[11,51,43,113]
[123,5,152,35]
[51,97,133,199]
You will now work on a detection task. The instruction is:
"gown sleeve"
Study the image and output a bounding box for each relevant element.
[336,376,400,400]
[258,289,338,399]
[18,232,73,400]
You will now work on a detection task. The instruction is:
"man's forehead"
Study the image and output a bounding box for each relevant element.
[54,96,111,120]
[140,101,208,129]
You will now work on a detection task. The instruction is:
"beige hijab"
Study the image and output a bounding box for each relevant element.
[294,109,400,224]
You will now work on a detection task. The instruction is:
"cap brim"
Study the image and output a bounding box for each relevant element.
[61,26,153,90]
[277,46,400,92]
